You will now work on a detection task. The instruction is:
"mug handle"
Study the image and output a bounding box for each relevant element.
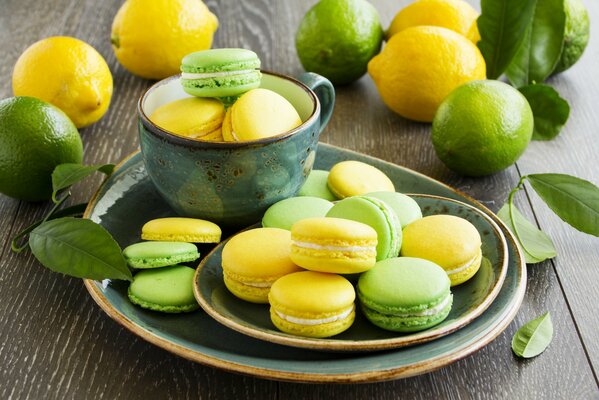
[297,72,335,134]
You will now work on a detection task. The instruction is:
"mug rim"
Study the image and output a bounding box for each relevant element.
[138,70,321,149]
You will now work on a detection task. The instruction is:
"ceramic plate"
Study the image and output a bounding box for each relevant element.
[83,143,526,383]
[194,194,508,351]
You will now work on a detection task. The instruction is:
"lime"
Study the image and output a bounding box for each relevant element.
[295,0,384,85]
[553,0,590,73]
[0,97,83,201]
[431,80,533,177]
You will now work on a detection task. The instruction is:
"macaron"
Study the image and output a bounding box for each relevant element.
[327,161,395,199]
[298,170,337,201]
[358,257,452,332]
[401,215,483,286]
[122,241,200,269]
[326,196,401,261]
[262,196,334,230]
[149,97,225,140]
[180,48,262,98]
[128,265,199,313]
[222,88,302,142]
[290,217,377,274]
[366,191,423,228]
[141,218,221,243]
[269,271,356,338]
[221,228,302,303]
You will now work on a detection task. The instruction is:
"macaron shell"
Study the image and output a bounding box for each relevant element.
[298,170,337,201]
[181,48,261,73]
[327,161,395,198]
[223,273,270,304]
[194,127,223,142]
[141,218,222,243]
[360,298,452,333]
[270,306,355,338]
[122,241,199,269]
[182,75,261,98]
[128,266,199,313]
[149,97,225,138]
[448,249,483,286]
[262,196,334,230]
[221,107,234,141]
[366,191,423,228]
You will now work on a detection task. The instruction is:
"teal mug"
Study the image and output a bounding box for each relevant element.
[138,71,335,227]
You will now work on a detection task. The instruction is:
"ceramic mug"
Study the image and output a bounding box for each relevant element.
[138,71,335,227]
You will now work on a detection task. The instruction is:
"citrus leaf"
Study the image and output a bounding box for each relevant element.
[506,0,566,87]
[497,203,556,263]
[52,163,114,203]
[477,0,537,79]
[527,174,599,236]
[519,84,570,141]
[29,217,132,281]
[512,312,553,358]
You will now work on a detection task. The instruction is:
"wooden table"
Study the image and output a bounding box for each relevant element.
[1,0,598,398]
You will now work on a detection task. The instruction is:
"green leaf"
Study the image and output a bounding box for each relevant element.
[527,174,599,236]
[477,0,537,79]
[497,204,557,263]
[52,163,114,203]
[506,0,566,87]
[29,217,132,281]
[519,84,570,141]
[512,312,553,358]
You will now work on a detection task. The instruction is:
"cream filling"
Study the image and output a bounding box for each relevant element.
[181,69,256,79]
[275,305,354,326]
[445,253,480,275]
[390,294,452,317]
[292,240,376,253]
[230,128,240,142]
[240,281,272,288]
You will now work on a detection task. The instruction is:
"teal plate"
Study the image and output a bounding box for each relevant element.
[194,194,508,351]
[83,143,526,383]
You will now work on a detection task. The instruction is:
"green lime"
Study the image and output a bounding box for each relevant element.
[295,0,384,85]
[0,96,83,201]
[432,80,533,177]
[553,0,590,73]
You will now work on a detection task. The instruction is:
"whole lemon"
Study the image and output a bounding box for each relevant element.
[432,80,533,177]
[0,97,83,201]
[387,0,480,43]
[111,0,218,80]
[12,36,113,128]
[368,26,486,122]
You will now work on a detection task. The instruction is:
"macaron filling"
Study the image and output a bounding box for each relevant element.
[223,271,275,288]
[378,294,453,318]
[182,69,257,79]
[445,250,482,276]
[292,240,376,253]
[274,305,355,326]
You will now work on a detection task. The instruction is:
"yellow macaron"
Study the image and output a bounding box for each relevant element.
[269,271,356,338]
[327,161,395,198]
[290,217,378,274]
[222,88,302,142]
[141,217,221,243]
[149,97,225,140]
[401,215,482,286]
[221,228,303,303]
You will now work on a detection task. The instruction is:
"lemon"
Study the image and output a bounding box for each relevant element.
[432,80,533,177]
[295,0,384,85]
[368,26,485,122]
[111,0,218,80]
[553,0,590,73]
[387,0,480,43]
[0,97,83,201]
[12,36,113,128]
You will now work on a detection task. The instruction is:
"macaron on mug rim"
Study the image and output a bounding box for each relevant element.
[138,71,320,149]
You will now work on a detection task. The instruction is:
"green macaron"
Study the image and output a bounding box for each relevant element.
[326,195,401,260]
[128,265,199,313]
[122,241,200,269]
[298,170,337,201]
[180,48,261,98]
[358,257,452,332]
[262,196,334,230]
[366,191,423,228]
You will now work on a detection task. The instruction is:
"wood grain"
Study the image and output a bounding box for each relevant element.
[0,0,598,398]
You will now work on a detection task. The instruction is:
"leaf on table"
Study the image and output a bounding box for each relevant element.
[52,163,115,203]
[29,217,132,281]
[498,203,557,263]
[476,0,536,79]
[519,84,570,141]
[512,312,553,358]
[506,0,566,87]
[527,174,599,236]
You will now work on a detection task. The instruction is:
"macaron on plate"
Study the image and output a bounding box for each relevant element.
[82,144,525,382]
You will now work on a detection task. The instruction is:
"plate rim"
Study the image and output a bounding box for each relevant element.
[82,143,527,383]
[193,193,509,351]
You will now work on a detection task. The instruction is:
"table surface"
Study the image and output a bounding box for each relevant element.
[1,0,598,398]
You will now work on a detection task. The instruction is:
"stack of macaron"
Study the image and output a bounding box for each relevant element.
[125,217,222,313]
[220,160,485,337]
[149,48,302,142]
